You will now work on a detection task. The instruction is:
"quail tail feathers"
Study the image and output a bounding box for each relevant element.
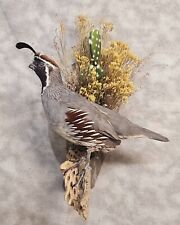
[119,125,169,142]
[112,117,169,142]
[105,109,169,142]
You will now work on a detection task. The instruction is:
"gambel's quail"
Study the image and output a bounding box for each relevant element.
[16,42,169,177]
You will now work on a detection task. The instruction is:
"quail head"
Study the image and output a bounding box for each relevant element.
[16,42,169,164]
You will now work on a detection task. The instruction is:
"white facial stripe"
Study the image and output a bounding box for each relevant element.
[35,55,56,69]
[42,65,50,94]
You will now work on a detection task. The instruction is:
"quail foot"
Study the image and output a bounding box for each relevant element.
[16,42,169,183]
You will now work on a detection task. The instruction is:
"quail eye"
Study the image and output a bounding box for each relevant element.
[34,58,44,68]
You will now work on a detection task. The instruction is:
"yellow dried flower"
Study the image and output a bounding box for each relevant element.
[74,37,140,108]
[88,94,96,102]
[99,40,140,108]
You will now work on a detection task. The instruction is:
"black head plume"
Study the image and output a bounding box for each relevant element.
[16,42,37,54]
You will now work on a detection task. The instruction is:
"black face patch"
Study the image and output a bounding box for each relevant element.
[31,57,48,92]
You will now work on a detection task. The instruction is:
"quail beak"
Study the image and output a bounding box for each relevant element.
[29,63,36,70]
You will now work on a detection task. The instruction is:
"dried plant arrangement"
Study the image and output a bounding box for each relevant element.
[55,16,141,219]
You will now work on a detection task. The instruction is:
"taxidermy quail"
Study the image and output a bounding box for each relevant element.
[16,42,169,176]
